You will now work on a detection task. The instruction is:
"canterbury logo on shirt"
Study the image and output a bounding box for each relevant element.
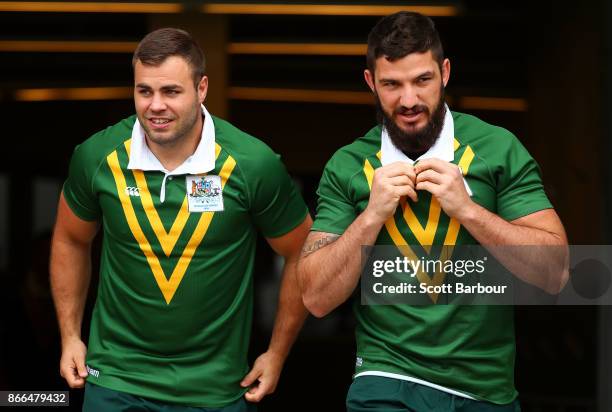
[125,186,140,197]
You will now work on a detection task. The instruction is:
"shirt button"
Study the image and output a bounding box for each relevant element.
[168,176,173,180]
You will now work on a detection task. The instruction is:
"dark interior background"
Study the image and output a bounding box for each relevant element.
[1,1,611,411]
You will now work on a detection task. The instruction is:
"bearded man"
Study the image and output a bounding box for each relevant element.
[297,11,568,412]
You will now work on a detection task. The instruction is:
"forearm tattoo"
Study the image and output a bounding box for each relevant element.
[301,234,340,257]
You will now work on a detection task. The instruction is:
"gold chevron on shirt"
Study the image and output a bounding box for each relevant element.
[107,141,236,304]
[364,158,444,295]
[393,138,463,254]
[400,197,440,254]
[124,140,223,257]
[363,139,475,303]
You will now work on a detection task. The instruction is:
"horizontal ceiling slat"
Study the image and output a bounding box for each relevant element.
[0,40,137,53]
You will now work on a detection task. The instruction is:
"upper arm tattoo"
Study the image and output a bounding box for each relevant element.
[301,233,340,258]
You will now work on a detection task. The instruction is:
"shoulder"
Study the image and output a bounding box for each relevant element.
[213,116,280,168]
[452,111,525,156]
[74,115,136,162]
[453,111,516,142]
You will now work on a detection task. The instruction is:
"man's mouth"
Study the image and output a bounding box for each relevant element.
[148,118,173,129]
[397,110,425,123]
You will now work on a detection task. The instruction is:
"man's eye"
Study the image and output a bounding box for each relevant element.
[417,77,431,83]
[166,90,179,95]
[138,89,152,96]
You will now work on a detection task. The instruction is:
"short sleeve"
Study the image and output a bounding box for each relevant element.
[496,137,552,221]
[311,156,357,235]
[248,149,308,238]
[63,144,102,221]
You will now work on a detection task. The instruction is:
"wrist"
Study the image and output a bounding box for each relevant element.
[60,332,82,347]
[361,207,387,230]
[265,346,289,362]
[456,200,480,224]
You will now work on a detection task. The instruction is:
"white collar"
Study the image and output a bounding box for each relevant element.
[381,105,454,166]
[127,104,216,175]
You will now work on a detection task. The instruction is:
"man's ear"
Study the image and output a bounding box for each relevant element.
[364,69,376,93]
[198,76,208,103]
[441,58,451,87]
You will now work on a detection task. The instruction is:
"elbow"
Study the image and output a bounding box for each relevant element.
[544,268,570,295]
[301,289,332,318]
[542,249,570,294]
[537,243,570,295]
[297,262,331,318]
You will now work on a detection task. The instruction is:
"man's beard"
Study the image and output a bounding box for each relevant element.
[376,86,446,156]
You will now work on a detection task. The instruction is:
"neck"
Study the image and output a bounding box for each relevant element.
[146,115,203,172]
[404,149,428,160]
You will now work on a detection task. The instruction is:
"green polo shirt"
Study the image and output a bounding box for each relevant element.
[63,114,308,407]
[311,111,552,404]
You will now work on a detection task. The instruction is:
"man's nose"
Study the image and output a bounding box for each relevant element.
[150,93,167,112]
[399,85,418,109]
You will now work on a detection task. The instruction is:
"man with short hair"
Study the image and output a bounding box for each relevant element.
[298,12,568,411]
[50,28,311,411]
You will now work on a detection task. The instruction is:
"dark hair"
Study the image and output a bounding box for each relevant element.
[366,12,444,73]
[132,28,206,87]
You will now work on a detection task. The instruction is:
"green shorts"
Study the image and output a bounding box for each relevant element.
[346,376,520,412]
[83,383,257,412]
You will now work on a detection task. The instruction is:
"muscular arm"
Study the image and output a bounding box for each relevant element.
[50,193,99,387]
[459,205,568,293]
[415,158,569,294]
[299,215,381,318]
[264,215,312,361]
[241,215,312,402]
